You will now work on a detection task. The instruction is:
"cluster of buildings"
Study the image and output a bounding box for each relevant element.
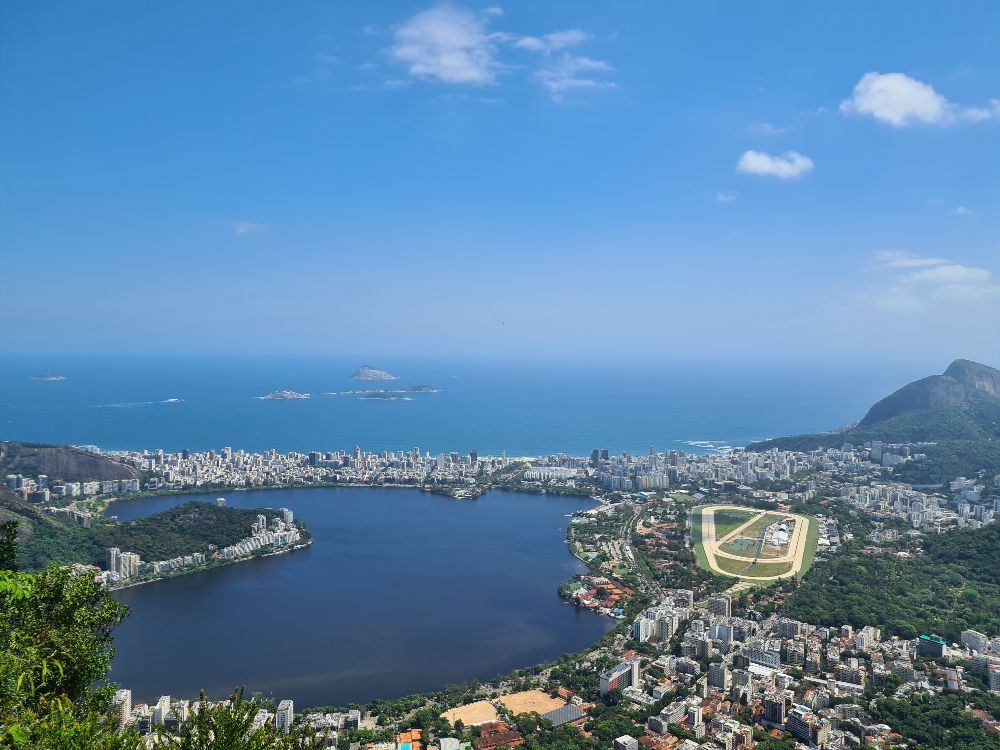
[102,509,301,586]
[603,586,1000,750]
[111,691,306,739]
[219,510,300,559]
[4,472,140,504]
[95,445,514,492]
[841,478,999,533]
[104,545,208,586]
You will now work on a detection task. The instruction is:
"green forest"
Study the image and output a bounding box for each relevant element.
[868,692,1000,750]
[13,501,298,571]
[95,502,280,563]
[783,523,1000,641]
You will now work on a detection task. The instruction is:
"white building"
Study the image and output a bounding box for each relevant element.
[276,699,294,735]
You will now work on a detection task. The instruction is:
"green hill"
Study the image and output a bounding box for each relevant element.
[747,360,1000,483]
[782,522,1000,641]
[0,441,137,482]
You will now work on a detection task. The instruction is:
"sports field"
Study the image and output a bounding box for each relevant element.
[692,505,815,582]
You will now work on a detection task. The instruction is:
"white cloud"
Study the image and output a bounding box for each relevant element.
[736,150,813,180]
[536,54,614,100]
[874,250,948,269]
[232,221,267,236]
[906,263,991,286]
[384,5,613,100]
[392,4,503,85]
[840,72,1000,127]
[952,206,975,217]
[516,29,589,54]
[748,122,789,135]
[871,251,1000,309]
[716,191,738,203]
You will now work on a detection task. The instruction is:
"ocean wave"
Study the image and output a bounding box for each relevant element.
[95,398,183,408]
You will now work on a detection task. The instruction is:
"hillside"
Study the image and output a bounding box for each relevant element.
[782,522,1000,641]
[747,360,1000,482]
[0,441,137,482]
[95,501,274,563]
[860,359,1000,425]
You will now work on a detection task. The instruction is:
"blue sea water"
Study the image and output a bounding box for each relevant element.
[0,355,921,455]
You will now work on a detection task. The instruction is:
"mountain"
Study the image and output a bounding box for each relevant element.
[0,441,137,483]
[860,359,1000,426]
[746,360,1000,484]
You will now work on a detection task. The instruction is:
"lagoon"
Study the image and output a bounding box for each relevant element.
[108,487,611,707]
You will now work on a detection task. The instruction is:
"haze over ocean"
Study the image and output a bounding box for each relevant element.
[1,355,933,456]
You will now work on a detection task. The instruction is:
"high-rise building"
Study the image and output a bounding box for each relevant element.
[113,689,132,729]
[279,507,294,524]
[599,660,640,696]
[707,594,731,618]
[153,696,171,725]
[708,662,731,691]
[763,690,788,725]
[276,700,294,734]
[107,547,121,573]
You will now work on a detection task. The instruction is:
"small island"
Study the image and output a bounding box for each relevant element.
[258,390,310,400]
[30,374,66,381]
[351,365,399,381]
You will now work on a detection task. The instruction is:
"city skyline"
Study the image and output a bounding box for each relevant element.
[2,2,999,364]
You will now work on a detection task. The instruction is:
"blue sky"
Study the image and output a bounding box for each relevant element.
[2,1,998,365]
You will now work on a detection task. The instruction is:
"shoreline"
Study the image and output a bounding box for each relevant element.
[108,539,314,591]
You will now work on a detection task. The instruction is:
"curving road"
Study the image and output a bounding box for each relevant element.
[698,505,810,580]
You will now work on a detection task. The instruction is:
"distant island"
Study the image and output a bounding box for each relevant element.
[30,374,66,381]
[352,365,399,381]
[258,390,310,400]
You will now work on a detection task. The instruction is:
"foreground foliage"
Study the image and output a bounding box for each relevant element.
[0,523,320,749]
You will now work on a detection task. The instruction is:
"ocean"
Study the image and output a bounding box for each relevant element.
[0,355,917,456]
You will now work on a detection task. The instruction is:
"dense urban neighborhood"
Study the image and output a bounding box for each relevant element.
[3,425,999,748]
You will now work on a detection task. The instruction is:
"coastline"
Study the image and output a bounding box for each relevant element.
[108,538,314,591]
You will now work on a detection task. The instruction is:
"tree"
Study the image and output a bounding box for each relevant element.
[165,690,326,749]
[1,520,17,572]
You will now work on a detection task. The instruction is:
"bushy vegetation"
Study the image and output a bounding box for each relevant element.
[868,692,1000,750]
[782,523,1000,641]
[0,522,323,749]
[95,502,278,563]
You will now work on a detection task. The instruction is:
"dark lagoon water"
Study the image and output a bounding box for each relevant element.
[108,487,612,707]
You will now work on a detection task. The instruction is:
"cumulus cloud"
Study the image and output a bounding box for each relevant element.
[391,4,504,85]
[716,191,738,203]
[840,72,1000,127]
[536,54,614,99]
[736,150,813,180]
[872,251,1000,309]
[232,221,267,235]
[952,206,975,217]
[385,4,613,100]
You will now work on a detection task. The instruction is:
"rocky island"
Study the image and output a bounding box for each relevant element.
[258,390,310,400]
[351,365,399,381]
